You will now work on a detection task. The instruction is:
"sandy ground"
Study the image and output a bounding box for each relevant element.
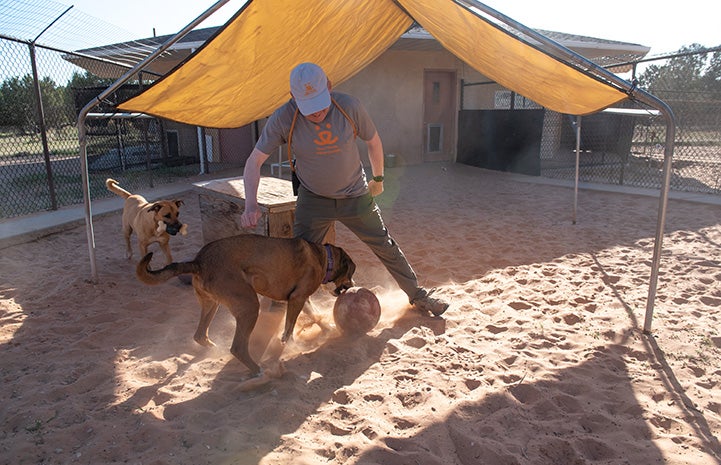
[1,163,720,465]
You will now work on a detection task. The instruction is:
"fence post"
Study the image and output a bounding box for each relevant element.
[28,42,57,210]
[26,5,74,211]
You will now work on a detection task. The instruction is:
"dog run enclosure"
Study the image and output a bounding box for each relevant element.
[78,0,675,333]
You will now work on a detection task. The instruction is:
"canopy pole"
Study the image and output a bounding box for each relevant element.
[461,0,676,331]
[644,113,676,333]
[573,115,581,225]
[77,0,231,282]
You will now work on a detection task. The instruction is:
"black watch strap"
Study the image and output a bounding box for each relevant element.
[372,175,384,182]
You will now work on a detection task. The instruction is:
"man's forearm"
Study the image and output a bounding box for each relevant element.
[243,148,269,208]
[367,133,385,177]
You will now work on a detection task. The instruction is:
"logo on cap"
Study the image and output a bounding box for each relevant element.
[290,62,331,116]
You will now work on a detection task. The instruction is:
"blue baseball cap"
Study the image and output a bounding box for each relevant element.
[290,63,331,116]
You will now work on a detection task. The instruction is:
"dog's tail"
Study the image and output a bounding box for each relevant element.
[136,252,201,285]
[105,178,132,199]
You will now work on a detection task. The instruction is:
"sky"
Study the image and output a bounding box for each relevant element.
[65,0,720,57]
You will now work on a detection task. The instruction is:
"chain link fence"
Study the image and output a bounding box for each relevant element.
[2,0,720,220]
[538,105,670,190]
[537,91,721,194]
[0,36,244,219]
[0,0,243,219]
[461,49,721,195]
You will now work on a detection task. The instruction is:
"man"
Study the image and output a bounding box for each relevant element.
[240,62,448,316]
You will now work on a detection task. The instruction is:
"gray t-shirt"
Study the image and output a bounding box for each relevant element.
[256,92,376,198]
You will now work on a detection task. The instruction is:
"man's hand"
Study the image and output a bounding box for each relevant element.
[240,205,263,228]
[368,179,384,197]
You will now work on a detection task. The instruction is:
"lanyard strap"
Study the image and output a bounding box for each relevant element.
[287,108,300,171]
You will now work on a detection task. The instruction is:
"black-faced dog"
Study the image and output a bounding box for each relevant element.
[106,178,186,265]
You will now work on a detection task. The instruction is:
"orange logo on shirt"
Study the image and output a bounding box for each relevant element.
[314,123,339,155]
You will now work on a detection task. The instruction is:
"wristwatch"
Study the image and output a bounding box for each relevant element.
[372,175,384,182]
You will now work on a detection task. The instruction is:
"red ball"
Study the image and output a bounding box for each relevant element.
[333,287,381,336]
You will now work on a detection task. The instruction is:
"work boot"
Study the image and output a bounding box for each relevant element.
[411,287,449,316]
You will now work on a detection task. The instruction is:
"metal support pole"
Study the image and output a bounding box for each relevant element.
[460,0,676,331]
[573,115,581,225]
[77,0,231,281]
[644,114,676,333]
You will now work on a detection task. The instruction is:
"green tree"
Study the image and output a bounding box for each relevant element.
[700,50,721,92]
[63,70,114,111]
[66,70,114,90]
[637,44,721,131]
[0,75,35,130]
[0,74,70,132]
[638,43,721,94]
[40,76,71,128]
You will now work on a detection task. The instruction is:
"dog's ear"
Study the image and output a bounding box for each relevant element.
[147,203,162,213]
[330,247,356,295]
[337,247,356,278]
[346,254,356,278]
[174,199,184,208]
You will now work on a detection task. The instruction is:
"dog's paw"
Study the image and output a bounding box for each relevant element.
[298,317,331,335]
[236,364,285,392]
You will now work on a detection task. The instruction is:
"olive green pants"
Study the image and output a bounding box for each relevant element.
[294,186,420,301]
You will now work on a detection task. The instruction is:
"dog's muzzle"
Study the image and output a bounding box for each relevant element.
[165,222,183,236]
[332,281,354,296]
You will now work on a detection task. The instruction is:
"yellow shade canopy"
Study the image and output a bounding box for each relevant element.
[399,0,627,115]
[118,0,412,128]
[118,0,629,128]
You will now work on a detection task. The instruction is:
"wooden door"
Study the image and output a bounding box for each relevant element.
[423,70,456,162]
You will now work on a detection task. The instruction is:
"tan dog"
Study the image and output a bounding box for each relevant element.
[136,234,356,375]
[106,178,186,265]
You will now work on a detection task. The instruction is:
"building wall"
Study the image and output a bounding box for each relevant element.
[253,47,507,170]
[163,120,199,160]
[336,48,463,166]
[186,49,498,170]
[459,69,508,111]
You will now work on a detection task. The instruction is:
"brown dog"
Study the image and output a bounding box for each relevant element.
[106,178,186,265]
[136,234,356,375]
